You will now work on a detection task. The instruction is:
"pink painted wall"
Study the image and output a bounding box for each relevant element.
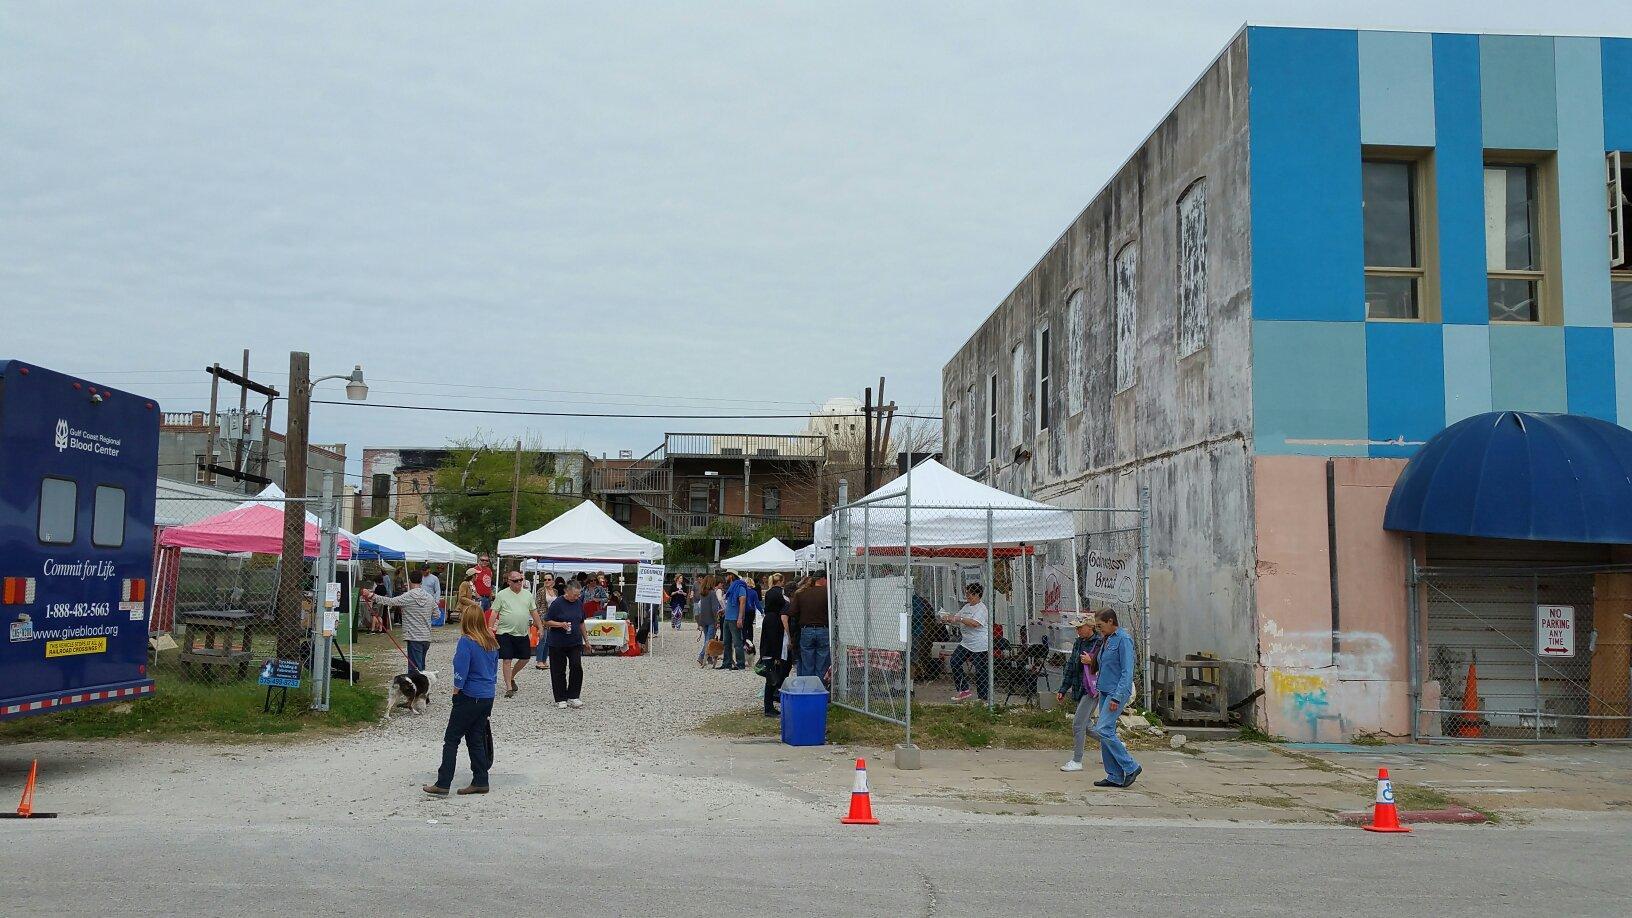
[1253,456,1413,741]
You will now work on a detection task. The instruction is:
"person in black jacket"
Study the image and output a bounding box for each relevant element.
[758,574,791,716]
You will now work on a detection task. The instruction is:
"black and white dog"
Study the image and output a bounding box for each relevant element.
[386,670,437,719]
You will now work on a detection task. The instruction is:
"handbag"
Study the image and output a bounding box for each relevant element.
[529,623,540,648]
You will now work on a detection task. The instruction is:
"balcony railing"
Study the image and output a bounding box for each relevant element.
[664,433,826,460]
[666,511,814,539]
[590,466,671,494]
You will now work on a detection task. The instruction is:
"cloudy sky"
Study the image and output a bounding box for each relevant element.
[3,1,1623,480]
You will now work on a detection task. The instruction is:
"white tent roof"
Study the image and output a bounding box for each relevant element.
[720,538,798,571]
[496,501,663,561]
[355,518,451,562]
[243,483,356,554]
[813,459,1074,550]
[409,524,478,564]
[522,559,626,575]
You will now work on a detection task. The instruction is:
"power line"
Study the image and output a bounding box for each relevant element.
[310,399,942,421]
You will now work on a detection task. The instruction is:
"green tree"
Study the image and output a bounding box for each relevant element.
[426,439,576,555]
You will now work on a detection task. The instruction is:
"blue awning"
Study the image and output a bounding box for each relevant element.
[1383,411,1632,543]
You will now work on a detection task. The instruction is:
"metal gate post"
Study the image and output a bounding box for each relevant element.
[1532,574,1542,740]
[1405,538,1421,742]
[903,471,913,748]
[862,503,871,715]
[986,508,995,712]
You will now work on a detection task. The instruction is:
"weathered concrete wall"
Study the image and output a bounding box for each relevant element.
[1254,455,1413,741]
[941,33,1258,691]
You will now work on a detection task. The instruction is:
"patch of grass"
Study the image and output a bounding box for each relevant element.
[1390,783,1453,810]
[700,701,1164,751]
[0,674,383,742]
[1349,733,1388,746]
[1237,725,1285,743]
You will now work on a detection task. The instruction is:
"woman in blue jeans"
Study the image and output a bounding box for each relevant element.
[424,608,499,796]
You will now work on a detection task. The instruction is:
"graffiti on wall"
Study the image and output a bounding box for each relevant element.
[1261,619,1396,741]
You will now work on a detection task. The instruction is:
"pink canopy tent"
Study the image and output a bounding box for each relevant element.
[158,502,352,559]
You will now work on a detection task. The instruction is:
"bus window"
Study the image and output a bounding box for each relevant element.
[38,477,77,544]
[93,485,126,548]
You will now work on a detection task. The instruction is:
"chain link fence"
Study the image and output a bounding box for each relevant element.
[827,483,1147,742]
[1414,566,1632,742]
[149,493,350,706]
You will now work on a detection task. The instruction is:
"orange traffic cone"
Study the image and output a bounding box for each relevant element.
[1454,660,1483,738]
[840,758,880,825]
[1361,767,1411,833]
[0,759,54,819]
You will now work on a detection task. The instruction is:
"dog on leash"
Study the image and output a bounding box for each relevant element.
[386,670,437,719]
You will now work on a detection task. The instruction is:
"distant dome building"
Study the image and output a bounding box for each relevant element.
[809,397,863,440]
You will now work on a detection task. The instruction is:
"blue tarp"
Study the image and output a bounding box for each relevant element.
[1383,411,1632,543]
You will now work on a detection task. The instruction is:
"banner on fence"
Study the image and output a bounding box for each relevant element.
[1082,549,1136,603]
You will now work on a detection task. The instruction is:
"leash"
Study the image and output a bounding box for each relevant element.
[381,626,414,665]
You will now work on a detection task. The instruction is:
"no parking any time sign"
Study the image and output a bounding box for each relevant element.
[1536,604,1576,658]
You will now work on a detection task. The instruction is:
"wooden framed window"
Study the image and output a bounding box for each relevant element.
[1610,152,1632,324]
[1364,159,1425,319]
[1485,161,1547,322]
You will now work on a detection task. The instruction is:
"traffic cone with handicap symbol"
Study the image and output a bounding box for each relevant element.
[1362,767,1411,833]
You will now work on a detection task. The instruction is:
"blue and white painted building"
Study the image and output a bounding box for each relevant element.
[942,26,1632,741]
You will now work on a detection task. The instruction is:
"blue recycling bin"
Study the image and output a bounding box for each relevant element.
[780,675,829,746]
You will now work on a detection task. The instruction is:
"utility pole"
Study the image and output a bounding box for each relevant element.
[204,363,221,485]
[274,351,312,660]
[863,386,874,494]
[508,439,523,537]
[232,349,250,476]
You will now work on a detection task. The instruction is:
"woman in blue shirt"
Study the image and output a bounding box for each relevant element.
[424,607,500,796]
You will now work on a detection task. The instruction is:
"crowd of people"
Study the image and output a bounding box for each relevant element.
[380,554,1137,795]
[661,568,831,716]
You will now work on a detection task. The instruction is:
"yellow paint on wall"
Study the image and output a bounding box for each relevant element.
[1269,670,1328,695]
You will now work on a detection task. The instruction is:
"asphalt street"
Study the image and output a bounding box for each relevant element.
[4,812,1628,917]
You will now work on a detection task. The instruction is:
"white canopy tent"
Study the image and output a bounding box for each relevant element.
[720,537,797,571]
[496,501,663,562]
[409,524,478,564]
[814,459,1075,550]
[355,518,452,563]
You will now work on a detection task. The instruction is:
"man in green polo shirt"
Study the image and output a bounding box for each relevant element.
[493,570,543,697]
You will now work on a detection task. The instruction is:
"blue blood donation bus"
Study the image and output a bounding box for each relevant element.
[1,359,160,719]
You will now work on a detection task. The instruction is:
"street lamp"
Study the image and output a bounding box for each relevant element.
[274,353,366,707]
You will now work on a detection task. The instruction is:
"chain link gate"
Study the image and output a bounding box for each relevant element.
[1411,563,1632,742]
[150,492,348,709]
[826,476,1148,742]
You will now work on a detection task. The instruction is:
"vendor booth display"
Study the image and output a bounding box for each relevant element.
[824,459,1093,748]
[497,501,664,654]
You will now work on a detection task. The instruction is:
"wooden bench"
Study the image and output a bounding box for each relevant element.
[1151,653,1230,724]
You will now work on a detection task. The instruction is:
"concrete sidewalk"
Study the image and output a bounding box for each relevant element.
[709,734,1632,824]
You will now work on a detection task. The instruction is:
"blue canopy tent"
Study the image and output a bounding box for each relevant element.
[1383,411,1632,543]
[352,538,406,562]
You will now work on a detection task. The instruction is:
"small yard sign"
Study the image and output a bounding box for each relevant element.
[258,658,302,688]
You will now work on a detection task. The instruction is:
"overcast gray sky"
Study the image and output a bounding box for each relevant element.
[4,1,1624,479]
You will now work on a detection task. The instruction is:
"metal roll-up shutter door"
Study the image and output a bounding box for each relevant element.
[1422,537,1604,738]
